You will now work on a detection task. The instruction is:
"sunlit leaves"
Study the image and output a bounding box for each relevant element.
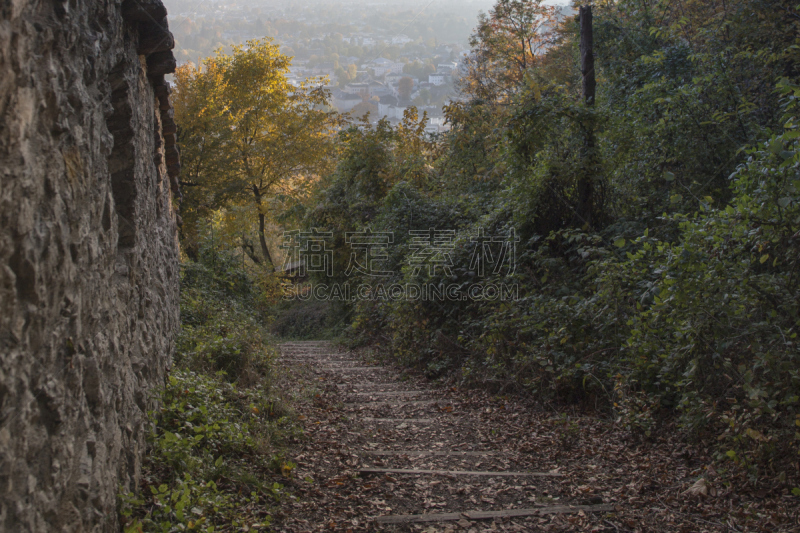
[460,0,558,102]
[174,39,340,266]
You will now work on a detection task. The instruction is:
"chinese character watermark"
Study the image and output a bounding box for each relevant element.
[279,227,519,301]
[280,228,334,276]
[408,228,456,276]
[345,228,394,277]
[469,228,518,277]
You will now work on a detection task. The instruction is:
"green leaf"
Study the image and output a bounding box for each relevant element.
[663,171,675,182]
[760,254,769,264]
[215,456,223,467]
[614,238,626,248]
[792,487,800,497]
[778,197,793,208]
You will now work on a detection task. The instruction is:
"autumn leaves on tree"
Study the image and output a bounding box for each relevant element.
[165,0,800,496]
[461,0,557,101]
[174,39,339,270]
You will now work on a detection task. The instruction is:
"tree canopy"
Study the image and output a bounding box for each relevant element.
[174,39,339,268]
[173,0,800,478]
[460,0,557,101]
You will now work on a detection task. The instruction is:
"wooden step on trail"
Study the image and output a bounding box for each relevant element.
[279,357,355,361]
[315,367,379,371]
[359,467,563,477]
[279,355,353,359]
[276,341,619,530]
[345,400,438,407]
[361,418,434,424]
[337,382,413,389]
[361,450,494,457]
[280,355,334,358]
[281,362,357,366]
[315,366,388,372]
[373,504,614,524]
[344,390,431,396]
[278,359,356,364]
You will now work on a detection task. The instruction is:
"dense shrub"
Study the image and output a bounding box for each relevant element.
[177,246,275,383]
[269,299,334,339]
[304,0,800,479]
[121,371,292,532]
[121,233,296,531]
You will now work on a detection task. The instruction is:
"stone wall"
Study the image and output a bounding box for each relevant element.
[0,0,181,530]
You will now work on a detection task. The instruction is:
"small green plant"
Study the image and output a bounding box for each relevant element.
[120,370,290,531]
[120,244,296,531]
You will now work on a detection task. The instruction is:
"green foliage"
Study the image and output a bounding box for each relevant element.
[594,0,795,226]
[121,233,296,531]
[120,371,291,532]
[269,300,337,340]
[174,39,338,267]
[461,0,557,101]
[177,228,277,382]
[300,0,800,479]
[506,83,605,236]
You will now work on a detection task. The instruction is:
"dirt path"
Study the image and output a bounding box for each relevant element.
[270,342,798,532]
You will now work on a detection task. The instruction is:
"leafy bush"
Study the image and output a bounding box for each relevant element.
[269,299,335,339]
[177,244,275,383]
[121,233,296,531]
[121,371,292,532]
[372,81,800,473]
[304,0,800,480]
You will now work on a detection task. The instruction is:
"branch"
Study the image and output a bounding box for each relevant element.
[241,238,262,264]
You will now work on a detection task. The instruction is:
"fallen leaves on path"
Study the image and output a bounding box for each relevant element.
[268,342,800,532]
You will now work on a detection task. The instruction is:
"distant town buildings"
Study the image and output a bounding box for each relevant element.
[332,90,361,111]
[391,34,413,45]
[428,73,446,86]
[343,80,392,98]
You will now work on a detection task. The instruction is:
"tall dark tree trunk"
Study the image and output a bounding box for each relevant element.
[580,6,596,107]
[575,5,596,229]
[252,184,275,272]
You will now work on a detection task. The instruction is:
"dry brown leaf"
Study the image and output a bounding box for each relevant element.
[683,477,708,498]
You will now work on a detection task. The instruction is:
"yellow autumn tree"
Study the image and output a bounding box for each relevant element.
[460,0,557,102]
[174,39,339,270]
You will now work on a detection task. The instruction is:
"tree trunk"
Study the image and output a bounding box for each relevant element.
[258,212,275,271]
[575,5,596,229]
[252,184,275,272]
[241,237,262,265]
[580,6,596,107]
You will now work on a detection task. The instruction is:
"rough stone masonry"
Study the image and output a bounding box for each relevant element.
[0,0,182,530]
